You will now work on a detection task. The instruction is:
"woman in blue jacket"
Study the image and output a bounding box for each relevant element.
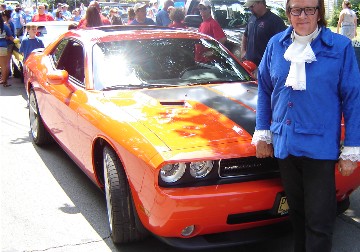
[0,12,14,86]
[252,0,360,251]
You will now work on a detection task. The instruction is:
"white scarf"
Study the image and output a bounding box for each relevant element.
[283,27,321,91]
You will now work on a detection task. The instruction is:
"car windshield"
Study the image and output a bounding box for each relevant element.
[93,38,252,90]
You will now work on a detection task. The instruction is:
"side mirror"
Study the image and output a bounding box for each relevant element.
[242,60,257,73]
[47,70,77,92]
[47,70,69,85]
[184,15,203,28]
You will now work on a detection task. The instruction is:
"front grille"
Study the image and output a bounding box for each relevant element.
[218,157,279,178]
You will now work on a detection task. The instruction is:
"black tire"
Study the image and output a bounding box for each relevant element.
[103,146,148,244]
[337,196,350,215]
[29,89,53,145]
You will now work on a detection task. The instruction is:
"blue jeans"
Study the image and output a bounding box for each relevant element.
[278,156,337,252]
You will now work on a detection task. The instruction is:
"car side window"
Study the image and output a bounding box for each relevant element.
[53,39,85,85]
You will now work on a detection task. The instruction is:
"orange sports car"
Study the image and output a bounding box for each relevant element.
[23,26,360,249]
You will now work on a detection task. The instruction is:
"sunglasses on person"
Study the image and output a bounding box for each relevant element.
[289,7,318,16]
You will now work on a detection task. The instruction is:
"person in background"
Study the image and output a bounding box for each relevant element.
[32,3,54,22]
[19,24,44,61]
[0,15,14,86]
[168,7,187,28]
[24,7,33,24]
[127,7,135,24]
[71,8,82,22]
[130,3,156,25]
[77,1,111,28]
[11,4,25,37]
[62,4,72,20]
[52,3,63,18]
[83,6,103,27]
[252,0,360,251]
[0,4,6,12]
[107,8,119,21]
[155,0,174,26]
[241,0,286,67]
[2,10,15,79]
[79,3,87,17]
[31,5,37,15]
[147,0,158,21]
[55,9,65,21]
[337,0,357,40]
[111,15,123,25]
[197,0,226,44]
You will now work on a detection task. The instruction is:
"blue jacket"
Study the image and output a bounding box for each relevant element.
[256,26,360,160]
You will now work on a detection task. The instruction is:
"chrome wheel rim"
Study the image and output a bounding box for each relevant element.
[29,93,39,139]
[103,153,113,232]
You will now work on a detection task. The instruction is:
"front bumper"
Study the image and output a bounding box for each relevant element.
[157,220,291,250]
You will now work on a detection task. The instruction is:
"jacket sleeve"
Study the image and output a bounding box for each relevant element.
[340,41,360,147]
[255,39,274,131]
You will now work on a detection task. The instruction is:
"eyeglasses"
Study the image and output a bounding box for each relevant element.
[289,7,318,16]
[198,7,208,11]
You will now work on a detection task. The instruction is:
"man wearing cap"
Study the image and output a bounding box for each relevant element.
[197,0,226,44]
[241,0,286,66]
[130,3,156,25]
[62,4,72,20]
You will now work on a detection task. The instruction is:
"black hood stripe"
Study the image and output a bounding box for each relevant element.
[142,84,257,135]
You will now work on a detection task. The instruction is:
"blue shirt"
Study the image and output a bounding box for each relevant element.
[11,11,26,29]
[0,25,12,47]
[155,9,171,26]
[19,37,44,60]
[256,26,360,160]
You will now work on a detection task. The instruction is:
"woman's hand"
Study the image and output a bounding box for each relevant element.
[338,159,357,176]
[256,140,274,158]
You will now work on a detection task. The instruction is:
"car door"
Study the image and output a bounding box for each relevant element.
[44,39,86,162]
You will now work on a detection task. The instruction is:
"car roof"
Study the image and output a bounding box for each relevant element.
[26,21,78,27]
[65,25,213,44]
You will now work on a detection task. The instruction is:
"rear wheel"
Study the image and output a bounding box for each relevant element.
[29,89,53,145]
[103,146,148,243]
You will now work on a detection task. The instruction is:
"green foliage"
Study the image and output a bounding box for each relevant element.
[329,0,360,27]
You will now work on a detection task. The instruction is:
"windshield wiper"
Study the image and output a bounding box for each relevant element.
[101,83,178,91]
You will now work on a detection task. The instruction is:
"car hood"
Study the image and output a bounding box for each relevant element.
[104,83,257,150]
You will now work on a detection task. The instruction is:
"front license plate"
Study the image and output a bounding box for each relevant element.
[271,192,289,216]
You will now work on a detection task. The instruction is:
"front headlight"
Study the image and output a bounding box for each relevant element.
[160,163,186,183]
[190,161,213,178]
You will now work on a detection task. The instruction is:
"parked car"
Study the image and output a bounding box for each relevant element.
[23,25,360,249]
[12,21,78,81]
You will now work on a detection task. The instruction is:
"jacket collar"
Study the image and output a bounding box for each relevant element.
[279,26,334,48]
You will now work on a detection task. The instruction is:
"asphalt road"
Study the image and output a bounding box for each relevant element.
[1,77,360,252]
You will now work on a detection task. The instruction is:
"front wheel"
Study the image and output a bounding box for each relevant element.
[103,146,148,243]
[29,89,53,145]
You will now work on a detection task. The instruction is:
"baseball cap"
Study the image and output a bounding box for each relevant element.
[198,0,211,7]
[134,2,147,12]
[243,0,262,7]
